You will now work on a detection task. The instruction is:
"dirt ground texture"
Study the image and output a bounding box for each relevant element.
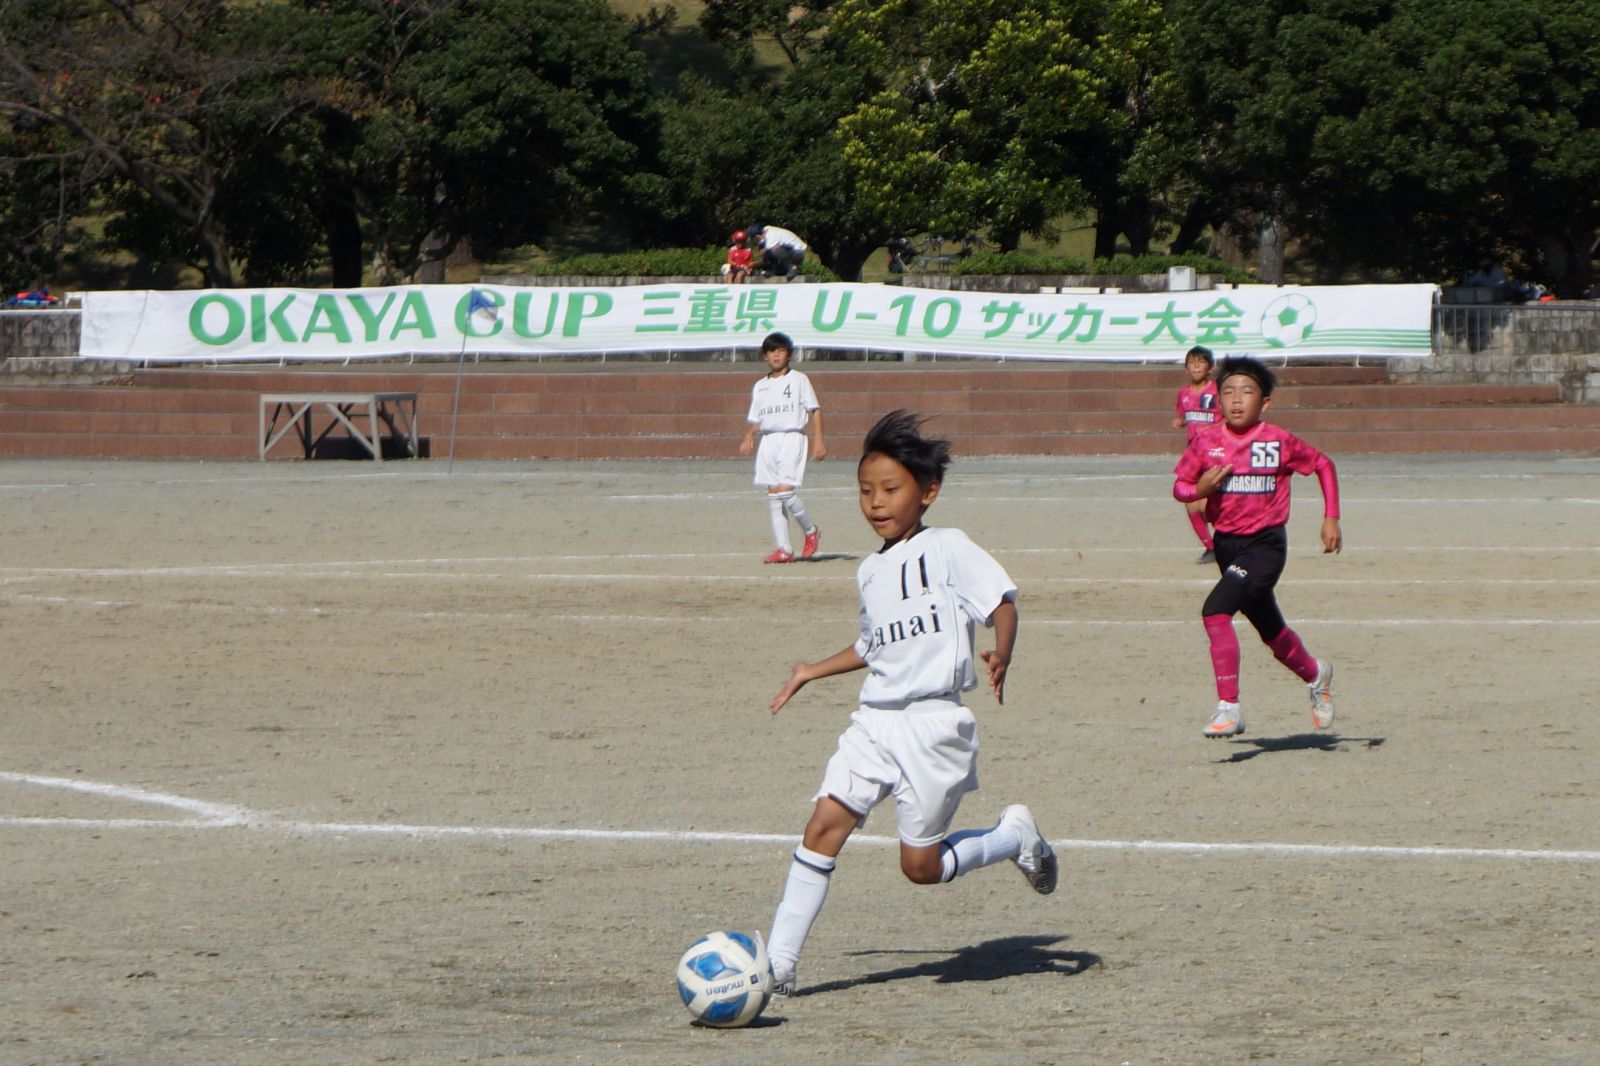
[1,453,1596,1065]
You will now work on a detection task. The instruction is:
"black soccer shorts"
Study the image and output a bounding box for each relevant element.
[1204,524,1290,642]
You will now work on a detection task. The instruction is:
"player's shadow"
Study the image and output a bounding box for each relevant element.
[795,552,854,563]
[785,934,1098,997]
[1219,733,1385,763]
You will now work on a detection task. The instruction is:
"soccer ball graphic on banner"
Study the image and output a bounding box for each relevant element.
[1260,293,1318,348]
[675,931,773,1027]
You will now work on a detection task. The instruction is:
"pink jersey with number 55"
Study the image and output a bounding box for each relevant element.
[1174,421,1338,536]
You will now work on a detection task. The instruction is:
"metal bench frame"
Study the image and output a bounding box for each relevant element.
[259,392,419,461]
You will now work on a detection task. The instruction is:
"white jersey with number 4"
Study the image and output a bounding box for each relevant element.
[852,528,1016,708]
[747,370,819,433]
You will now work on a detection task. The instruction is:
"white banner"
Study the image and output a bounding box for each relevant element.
[79,282,1436,363]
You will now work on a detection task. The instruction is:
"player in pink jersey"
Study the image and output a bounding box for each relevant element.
[1173,356,1341,738]
[1172,345,1220,563]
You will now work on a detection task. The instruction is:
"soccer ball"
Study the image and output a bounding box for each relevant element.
[1259,293,1317,348]
[675,931,772,1028]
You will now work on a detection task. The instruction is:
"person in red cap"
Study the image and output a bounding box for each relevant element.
[724,230,753,284]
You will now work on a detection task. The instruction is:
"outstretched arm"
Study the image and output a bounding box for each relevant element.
[770,644,866,715]
[979,599,1018,704]
[1315,455,1342,554]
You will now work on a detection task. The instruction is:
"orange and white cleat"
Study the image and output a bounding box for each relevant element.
[1309,660,1335,729]
[1203,700,1244,738]
[763,547,795,564]
[801,526,821,559]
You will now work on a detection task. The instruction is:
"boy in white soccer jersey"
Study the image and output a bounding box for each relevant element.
[739,331,826,563]
[763,410,1058,996]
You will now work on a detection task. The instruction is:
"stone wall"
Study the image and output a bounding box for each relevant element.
[1392,302,1600,402]
[0,310,79,360]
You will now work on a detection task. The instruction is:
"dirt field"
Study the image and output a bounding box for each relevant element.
[2,453,1596,1065]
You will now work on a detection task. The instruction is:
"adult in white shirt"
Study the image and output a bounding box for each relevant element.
[750,224,808,279]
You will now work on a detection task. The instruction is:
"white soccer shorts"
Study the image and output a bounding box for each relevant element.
[753,431,809,487]
[813,702,979,847]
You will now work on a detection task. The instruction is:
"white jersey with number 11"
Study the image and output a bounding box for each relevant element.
[852,527,1016,708]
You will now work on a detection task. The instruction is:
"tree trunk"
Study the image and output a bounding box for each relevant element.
[319,195,364,288]
[1257,216,1285,284]
[416,227,451,283]
[1094,198,1156,258]
[1211,210,1253,268]
[1170,196,1218,255]
[819,238,878,282]
[197,222,237,288]
[1121,195,1155,256]
[1093,207,1119,260]
[369,249,404,287]
[1538,231,1594,299]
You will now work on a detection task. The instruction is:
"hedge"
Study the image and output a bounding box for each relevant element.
[954,250,1254,283]
[531,247,838,280]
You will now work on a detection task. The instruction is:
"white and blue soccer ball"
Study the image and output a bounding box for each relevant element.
[675,931,772,1028]
[1260,292,1317,348]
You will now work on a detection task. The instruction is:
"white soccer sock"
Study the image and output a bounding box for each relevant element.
[939,822,1022,882]
[767,845,835,979]
[767,494,793,551]
[783,495,816,535]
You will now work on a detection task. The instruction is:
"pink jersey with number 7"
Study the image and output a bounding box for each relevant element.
[1175,382,1220,442]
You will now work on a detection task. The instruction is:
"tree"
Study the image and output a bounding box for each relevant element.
[825,0,1188,256]
[1,0,662,287]
[643,2,908,279]
[0,106,102,286]
[1302,0,1600,294]
[1170,0,1600,293]
[739,21,905,280]
[698,0,838,66]
[285,0,659,284]
[0,0,315,286]
[647,73,773,246]
[1164,0,1303,275]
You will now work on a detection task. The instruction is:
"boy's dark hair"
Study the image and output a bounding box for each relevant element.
[760,331,794,355]
[861,410,951,488]
[1186,345,1215,367]
[1216,355,1276,397]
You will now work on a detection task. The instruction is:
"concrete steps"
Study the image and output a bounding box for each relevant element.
[0,362,1595,459]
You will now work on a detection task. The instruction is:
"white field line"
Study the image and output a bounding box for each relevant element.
[608,492,1600,504]
[0,470,614,493]
[0,467,1592,495]
[0,771,254,827]
[1,560,1598,587]
[1,543,1595,582]
[5,592,1599,628]
[2,771,1595,864]
[998,545,1600,554]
